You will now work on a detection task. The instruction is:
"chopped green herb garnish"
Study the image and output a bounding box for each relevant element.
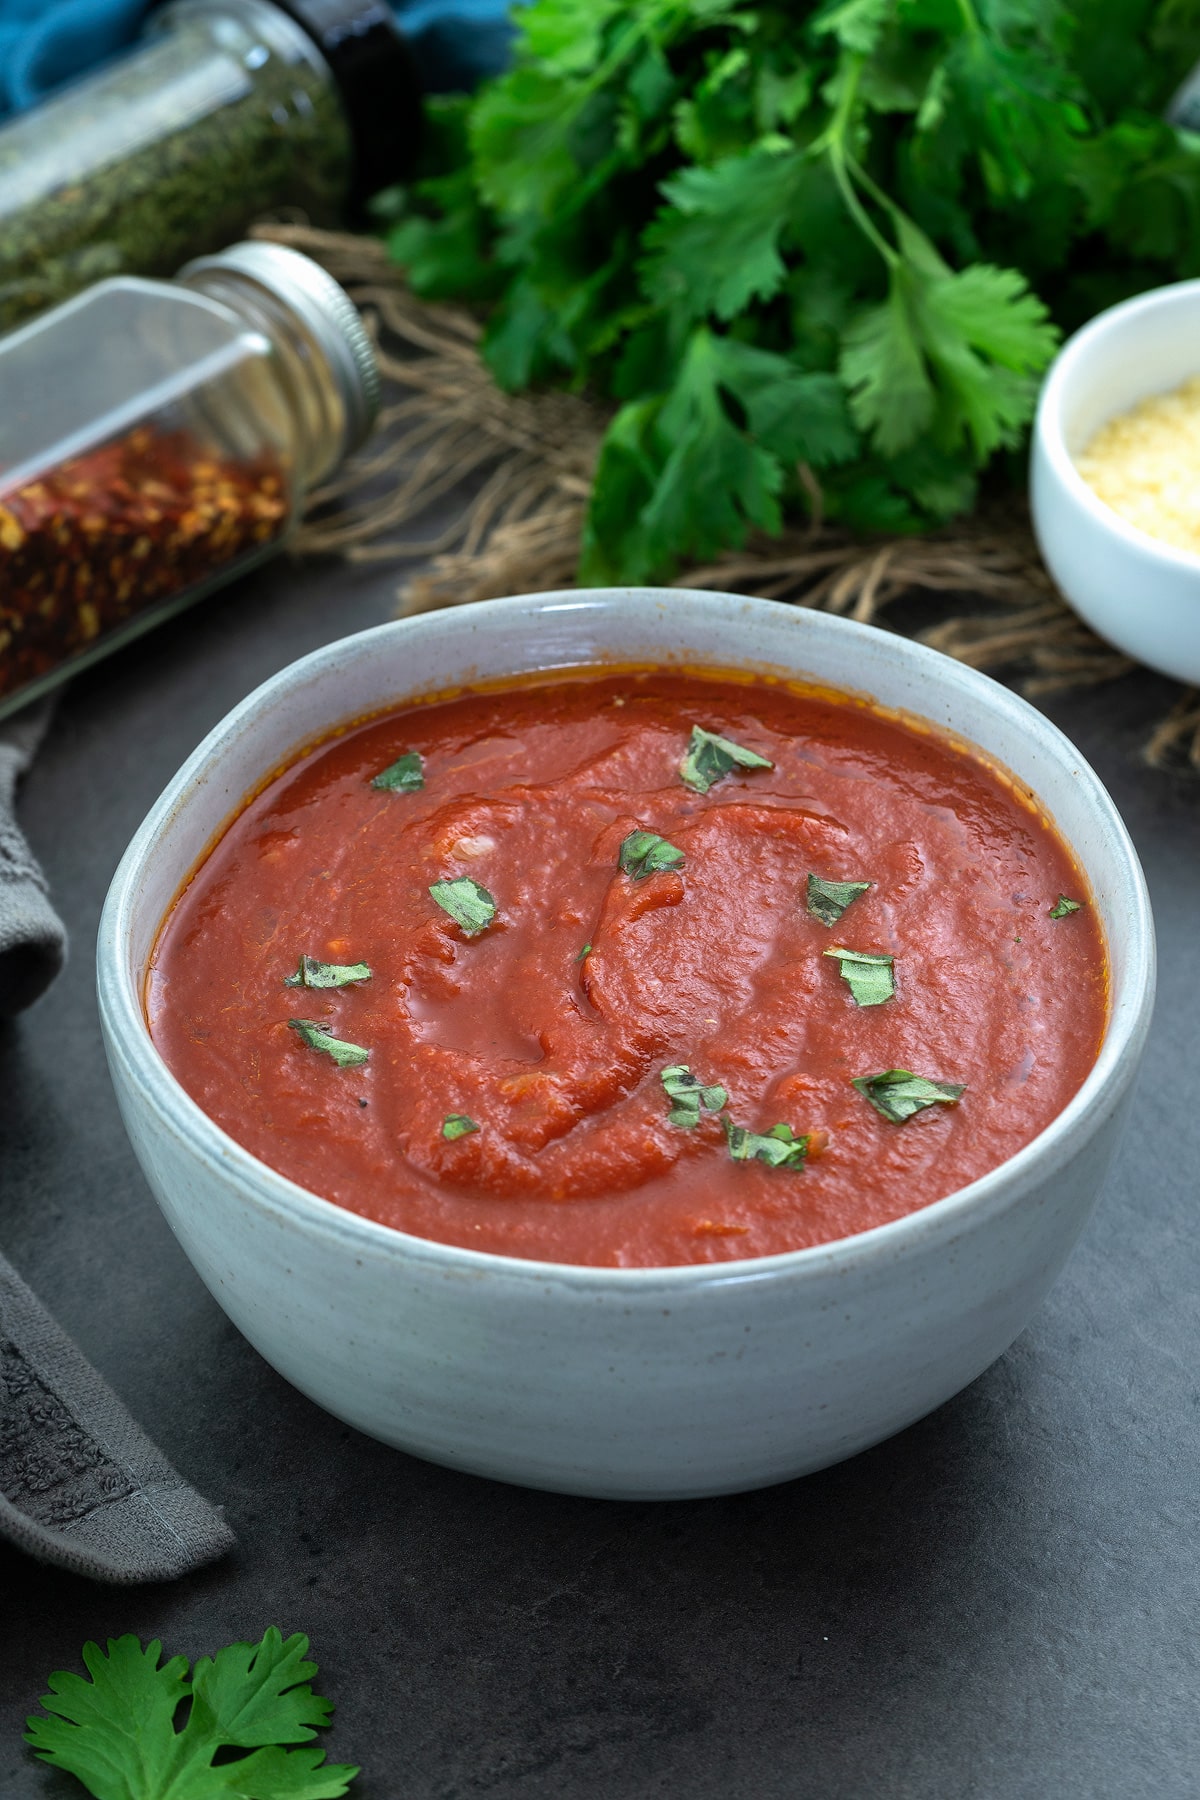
[576,942,592,962]
[442,1114,480,1140]
[723,1117,809,1170]
[619,830,685,879]
[680,726,774,795]
[430,876,496,936]
[371,751,424,792]
[852,1069,966,1124]
[25,1627,359,1797]
[807,875,871,928]
[288,1019,369,1068]
[1049,895,1082,918]
[660,1064,727,1129]
[824,947,895,1006]
[284,955,372,989]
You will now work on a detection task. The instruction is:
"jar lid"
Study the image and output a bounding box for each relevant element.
[272,0,424,198]
[181,241,381,454]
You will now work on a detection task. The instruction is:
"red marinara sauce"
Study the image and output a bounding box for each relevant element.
[147,669,1107,1267]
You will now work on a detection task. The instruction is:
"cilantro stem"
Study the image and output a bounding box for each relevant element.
[822,57,898,270]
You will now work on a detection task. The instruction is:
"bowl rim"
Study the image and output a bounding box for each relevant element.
[97,587,1156,1291]
[1035,275,1200,576]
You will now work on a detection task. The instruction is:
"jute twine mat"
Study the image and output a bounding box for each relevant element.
[255,223,1200,773]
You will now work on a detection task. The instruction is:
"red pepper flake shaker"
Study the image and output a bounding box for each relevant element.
[0,241,379,717]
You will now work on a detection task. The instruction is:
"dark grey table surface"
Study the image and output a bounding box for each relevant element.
[1,553,1197,1800]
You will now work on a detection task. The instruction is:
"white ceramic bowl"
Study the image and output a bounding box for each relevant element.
[97,591,1155,1500]
[1031,278,1200,684]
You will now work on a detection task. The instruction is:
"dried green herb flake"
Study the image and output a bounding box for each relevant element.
[807,875,871,927]
[288,1019,369,1068]
[722,1117,809,1170]
[852,1069,966,1123]
[619,830,685,879]
[430,877,496,935]
[680,726,773,794]
[824,947,895,1006]
[660,1064,727,1128]
[442,1114,480,1140]
[371,751,424,792]
[284,955,371,989]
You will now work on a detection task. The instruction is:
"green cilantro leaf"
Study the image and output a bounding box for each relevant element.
[384,0,1183,573]
[811,0,891,56]
[619,830,685,879]
[1049,894,1082,918]
[288,1021,369,1069]
[284,957,372,990]
[442,1113,480,1139]
[841,222,1057,462]
[430,877,496,936]
[723,1116,809,1169]
[576,942,592,961]
[639,142,806,322]
[852,1068,966,1122]
[806,875,871,926]
[25,1629,359,1799]
[680,725,774,794]
[582,329,858,581]
[370,751,424,793]
[824,947,895,1006]
[660,1064,728,1128]
[188,1629,332,1748]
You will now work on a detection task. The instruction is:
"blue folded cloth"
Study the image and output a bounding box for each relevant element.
[0,0,145,114]
[0,0,513,118]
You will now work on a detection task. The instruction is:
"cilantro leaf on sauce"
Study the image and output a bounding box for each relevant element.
[722,1117,809,1170]
[1049,895,1082,918]
[576,943,592,962]
[25,1627,358,1798]
[284,956,372,989]
[442,1114,480,1140]
[807,876,871,928]
[660,1064,727,1128]
[679,725,774,795]
[824,947,895,1006]
[430,876,496,935]
[852,1069,966,1123]
[371,751,424,792]
[619,830,685,879]
[288,1019,370,1068]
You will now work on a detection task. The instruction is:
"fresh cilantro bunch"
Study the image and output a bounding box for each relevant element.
[379,0,1200,580]
[25,1628,358,1799]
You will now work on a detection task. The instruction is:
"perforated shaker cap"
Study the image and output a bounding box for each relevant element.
[181,240,381,457]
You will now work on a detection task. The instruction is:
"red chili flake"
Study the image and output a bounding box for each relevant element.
[0,425,289,703]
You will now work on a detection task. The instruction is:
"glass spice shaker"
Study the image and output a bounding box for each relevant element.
[0,241,380,719]
[0,0,422,333]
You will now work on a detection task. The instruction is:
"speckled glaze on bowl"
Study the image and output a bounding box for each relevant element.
[96,591,1155,1500]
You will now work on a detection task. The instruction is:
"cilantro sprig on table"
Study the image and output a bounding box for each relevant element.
[377,0,1200,581]
[26,1628,358,1799]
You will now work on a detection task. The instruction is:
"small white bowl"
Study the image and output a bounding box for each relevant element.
[96,592,1155,1499]
[1032,278,1200,684]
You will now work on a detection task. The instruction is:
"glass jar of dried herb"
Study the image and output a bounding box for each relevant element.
[0,0,421,334]
[0,241,380,718]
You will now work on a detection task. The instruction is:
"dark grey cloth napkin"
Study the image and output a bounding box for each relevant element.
[0,700,66,1016]
[0,1256,235,1582]
[1,701,235,1580]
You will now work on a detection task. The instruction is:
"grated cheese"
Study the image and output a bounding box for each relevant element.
[1076,374,1200,555]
